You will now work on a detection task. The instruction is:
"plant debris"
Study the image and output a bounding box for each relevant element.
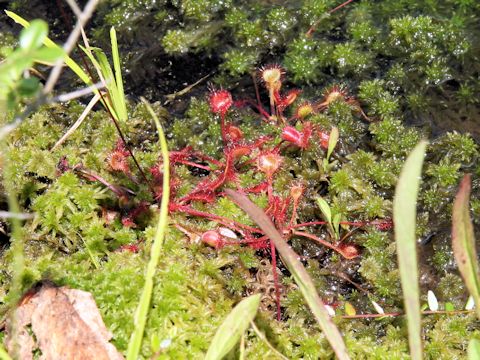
[4,282,124,360]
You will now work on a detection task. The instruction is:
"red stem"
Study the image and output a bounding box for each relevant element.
[291,221,327,228]
[174,205,263,234]
[292,230,339,253]
[220,114,228,145]
[175,160,212,171]
[222,235,269,246]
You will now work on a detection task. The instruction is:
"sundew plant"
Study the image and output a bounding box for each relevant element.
[0,0,480,358]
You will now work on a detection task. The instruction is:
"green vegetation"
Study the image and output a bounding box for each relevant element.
[0,0,479,358]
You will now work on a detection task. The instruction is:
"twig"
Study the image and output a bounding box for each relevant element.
[53,82,104,102]
[51,93,101,150]
[340,309,475,319]
[65,0,83,18]
[164,73,211,105]
[0,211,34,220]
[43,0,98,94]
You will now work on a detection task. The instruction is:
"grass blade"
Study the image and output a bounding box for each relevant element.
[316,197,332,224]
[126,99,170,360]
[110,27,127,122]
[327,126,339,161]
[225,189,350,360]
[452,174,480,319]
[205,294,261,360]
[78,45,117,118]
[393,140,427,360]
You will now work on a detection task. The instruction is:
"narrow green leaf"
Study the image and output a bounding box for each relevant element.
[316,197,332,224]
[126,99,170,360]
[79,45,117,118]
[110,27,127,122]
[452,174,480,319]
[32,46,64,64]
[19,19,47,51]
[327,126,339,161]
[205,294,261,360]
[91,47,123,120]
[332,212,341,240]
[225,189,350,360]
[468,339,480,360]
[393,140,427,360]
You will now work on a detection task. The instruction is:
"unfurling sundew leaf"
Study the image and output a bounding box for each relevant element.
[393,140,428,360]
[452,174,480,319]
[205,294,261,360]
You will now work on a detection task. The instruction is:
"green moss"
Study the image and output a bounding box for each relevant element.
[266,7,295,34]
[332,42,373,76]
[426,158,461,187]
[29,172,107,251]
[220,49,259,77]
[348,20,379,45]
[424,315,474,358]
[179,0,229,22]
[436,273,466,308]
[358,80,400,118]
[284,37,321,83]
[370,117,420,156]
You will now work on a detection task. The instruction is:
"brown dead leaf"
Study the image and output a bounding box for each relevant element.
[5,282,124,360]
